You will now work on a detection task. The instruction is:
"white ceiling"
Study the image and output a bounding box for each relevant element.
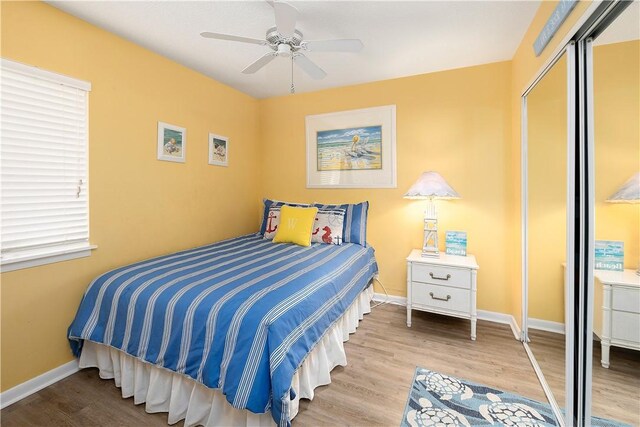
[593,0,639,46]
[47,0,541,99]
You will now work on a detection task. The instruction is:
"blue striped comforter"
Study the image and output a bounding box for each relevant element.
[68,234,378,426]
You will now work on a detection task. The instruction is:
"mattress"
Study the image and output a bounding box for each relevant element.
[68,233,378,426]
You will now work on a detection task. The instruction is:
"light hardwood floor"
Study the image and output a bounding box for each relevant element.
[529,330,640,426]
[2,304,546,426]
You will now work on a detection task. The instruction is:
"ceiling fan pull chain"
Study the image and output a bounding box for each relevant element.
[290,55,295,94]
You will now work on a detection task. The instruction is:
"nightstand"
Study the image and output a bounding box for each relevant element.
[406,249,479,340]
[594,269,640,368]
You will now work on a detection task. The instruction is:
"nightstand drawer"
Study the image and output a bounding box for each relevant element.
[611,311,640,343]
[611,288,640,313]
[411,263,471,289]
[411,282,471,314]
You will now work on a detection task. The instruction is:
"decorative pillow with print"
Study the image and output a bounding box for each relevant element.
[311,209,346,245]
[259,198,309,236]
[313,201,369,246]
[263,206,281,240]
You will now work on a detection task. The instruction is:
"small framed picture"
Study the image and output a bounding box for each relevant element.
[595,240,624,271]
[445,231,467,256]
[208,133,229,167]
[157,121,186,163]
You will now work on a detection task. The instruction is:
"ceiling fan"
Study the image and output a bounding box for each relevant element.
[200,0,364,92]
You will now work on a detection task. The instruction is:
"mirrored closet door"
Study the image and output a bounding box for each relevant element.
[589,2,640,424]
[522,2,640,426]
[524,51,568,417]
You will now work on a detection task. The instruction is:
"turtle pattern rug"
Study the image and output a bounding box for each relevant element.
[401,367,629,427]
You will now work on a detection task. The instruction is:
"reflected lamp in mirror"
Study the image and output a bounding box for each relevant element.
[606,172,640,275]
[404,171,460,257]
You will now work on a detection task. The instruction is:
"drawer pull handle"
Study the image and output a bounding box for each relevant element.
[429,272,451,281]
[429,292,451,302]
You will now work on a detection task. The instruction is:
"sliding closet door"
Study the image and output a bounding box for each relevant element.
[524,51,569,416]
[521,41,577,426]
[524,3,639,425]
[588,3,640,425]
[569,2,639,425]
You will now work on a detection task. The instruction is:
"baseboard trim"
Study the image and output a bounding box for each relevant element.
[0,359,79,409]
[373,293,522,340]
[528,318,565,335]
[477,310,522,340]
[372,292,407,306]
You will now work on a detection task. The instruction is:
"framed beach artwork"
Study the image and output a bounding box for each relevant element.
[306,105,396,188]
[208,133,228,167]
[157,121,186,163]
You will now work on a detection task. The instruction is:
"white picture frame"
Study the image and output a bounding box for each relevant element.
[306,105,397,188]
[157,121,186,163]
[208,133,229,167]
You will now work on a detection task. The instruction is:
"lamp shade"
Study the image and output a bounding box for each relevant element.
[606,172,640,203]
[403,171,461,200]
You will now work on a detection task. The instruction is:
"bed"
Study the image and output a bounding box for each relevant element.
[68,233,378,426]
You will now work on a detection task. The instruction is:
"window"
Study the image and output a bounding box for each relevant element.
[1,59,93,272]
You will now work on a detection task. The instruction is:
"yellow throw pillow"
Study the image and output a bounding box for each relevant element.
[272,205,319,247]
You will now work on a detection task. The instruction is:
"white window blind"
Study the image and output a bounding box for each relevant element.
[1,59,92,268]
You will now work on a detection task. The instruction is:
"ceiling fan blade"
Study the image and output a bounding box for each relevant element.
[302,39,364,53]
[274,1,298,37]
[200,32,266,46]
[294,54,326,80]
[242,52,278,74]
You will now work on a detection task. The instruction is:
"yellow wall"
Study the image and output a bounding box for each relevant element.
[259,62,514,313]
[0,1,261,391]
[527,55,567,323]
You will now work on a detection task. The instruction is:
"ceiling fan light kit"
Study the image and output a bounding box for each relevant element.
[200,0,364,93]
[276,42,293,57]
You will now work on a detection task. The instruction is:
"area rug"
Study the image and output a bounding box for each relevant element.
[401,367,629,427]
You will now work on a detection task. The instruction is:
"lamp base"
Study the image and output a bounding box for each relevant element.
[421,201,439,258]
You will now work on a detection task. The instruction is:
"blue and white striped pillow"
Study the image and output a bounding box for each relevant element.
[260,198,309,236]
[313,201,369,246]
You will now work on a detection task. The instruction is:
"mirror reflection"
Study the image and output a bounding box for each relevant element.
[526,3,640,425]
[526,52,567,410]
[591,2,640,424]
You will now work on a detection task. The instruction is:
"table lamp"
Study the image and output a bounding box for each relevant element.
[606,172,640,275]
[404,171,460,257]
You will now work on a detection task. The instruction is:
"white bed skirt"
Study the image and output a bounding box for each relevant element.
[78,285,373,426]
